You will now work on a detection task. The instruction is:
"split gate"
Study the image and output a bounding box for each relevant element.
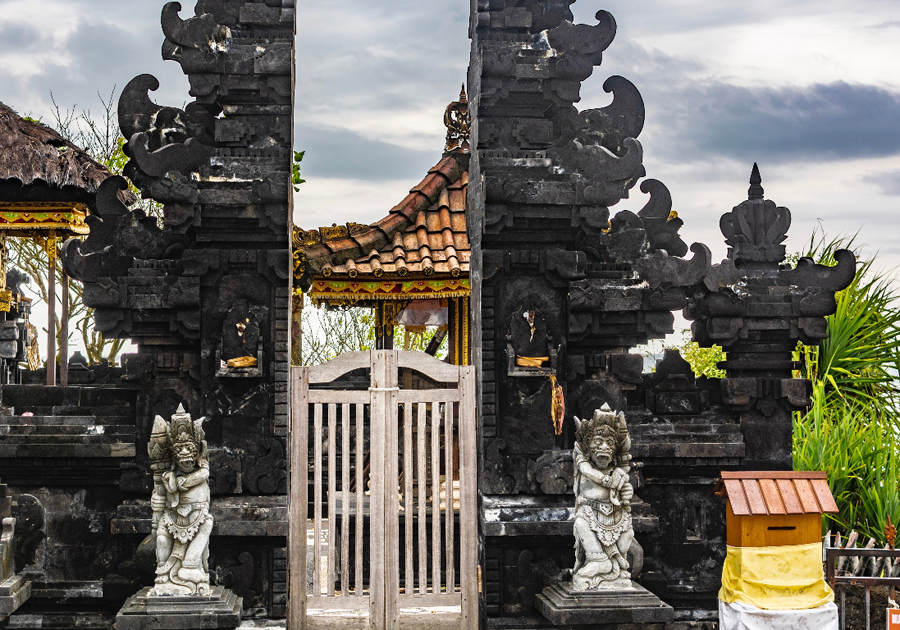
[288,350,477,629]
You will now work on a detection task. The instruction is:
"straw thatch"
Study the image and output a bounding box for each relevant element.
[0,101,119,200]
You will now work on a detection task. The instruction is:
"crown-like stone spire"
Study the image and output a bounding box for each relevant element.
[748,162,764,200]
[444,84,470,154]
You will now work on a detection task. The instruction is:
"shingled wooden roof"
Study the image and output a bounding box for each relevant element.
[715,471,839,516]
[0,101,118,198]
[297,151,469,281]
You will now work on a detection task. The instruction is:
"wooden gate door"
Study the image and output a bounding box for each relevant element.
[288,350,477,630]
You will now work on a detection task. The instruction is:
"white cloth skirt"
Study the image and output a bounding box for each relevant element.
[719,599,838,630]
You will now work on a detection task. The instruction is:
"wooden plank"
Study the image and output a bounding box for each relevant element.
[397,350,461,384]
[314,402,323,596]
[341,403,351,597]
[369,351,387,630]
[395,592,462,608]
[310,390,371,404]
[307,595,371,611]
[288,367,309,630]
[721,470,827,480]
[723,480,751,516]
[445,401,455,594]
[309,351,371,384]
[385,350,400,630]
[431,400,442,593]
[403,402,414,594]
[811,479,839,513]
[741,479,769,515]
[397,390,460,404]
[758,478,786,515]
[459,366,477,628]
[355,402,364,597]
[328,403,337,597]
[776,479,804,514]
[417,402,427,595]
[793,479,821,513]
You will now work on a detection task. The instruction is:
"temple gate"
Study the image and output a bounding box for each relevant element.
[289,350,477,629]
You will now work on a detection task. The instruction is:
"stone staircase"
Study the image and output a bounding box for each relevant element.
[0,386,137,485]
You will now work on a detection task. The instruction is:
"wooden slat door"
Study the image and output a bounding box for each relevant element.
[289,350,476,630]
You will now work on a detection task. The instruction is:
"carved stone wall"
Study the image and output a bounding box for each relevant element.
[467,2,854,627]
[52,0,295,621]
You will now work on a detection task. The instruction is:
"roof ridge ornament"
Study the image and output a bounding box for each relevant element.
[444,84,470,154]
[748,162,764,200]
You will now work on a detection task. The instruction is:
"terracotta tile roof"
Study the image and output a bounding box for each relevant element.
[715,471,839,516]
[298,151,469,280]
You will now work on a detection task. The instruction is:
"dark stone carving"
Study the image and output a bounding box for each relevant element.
[11,495,44,572]
[243,439,287,495]
[161,2,231,51]
[528,450,573,494]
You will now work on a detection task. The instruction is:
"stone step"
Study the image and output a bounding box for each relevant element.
[0,415,135,426]
[0,385,136,411]
[0,424,134,436]
[631,423,741,433]
[0,434,135,444]
[0,443,136,458]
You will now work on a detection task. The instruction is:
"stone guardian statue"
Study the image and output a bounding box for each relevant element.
[147,404,213,596]
[572,403,635,590]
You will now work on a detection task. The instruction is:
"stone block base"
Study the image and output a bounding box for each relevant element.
[116,586,242,630]
[0,574,31,618]
[535,581,673,627]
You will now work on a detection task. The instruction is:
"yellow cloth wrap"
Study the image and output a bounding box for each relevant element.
[719,543,834,610]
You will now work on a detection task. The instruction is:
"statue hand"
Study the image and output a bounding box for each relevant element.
[620,483,634,503]
[579,462,606,485]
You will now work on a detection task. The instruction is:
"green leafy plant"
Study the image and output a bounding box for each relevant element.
[292,150,306,192]
[792,230,900,543]
[677,338,726,379]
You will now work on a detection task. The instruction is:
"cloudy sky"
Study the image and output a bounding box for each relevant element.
[1,0,899,280]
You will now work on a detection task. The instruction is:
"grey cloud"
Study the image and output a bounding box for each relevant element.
[295,123,441,181]
[863,170,900,196]
[676,81,900,163]
[0,0,187,122]
[583,39,900,165]
[0,22,51,53]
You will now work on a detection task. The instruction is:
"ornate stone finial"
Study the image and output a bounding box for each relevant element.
[720,166,791,265]
[444,84,470,153]
[748,163,764,200]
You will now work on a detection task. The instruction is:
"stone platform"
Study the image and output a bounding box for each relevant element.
[0,574,31,619]
[535,581,674,627]
[116,586,242,630]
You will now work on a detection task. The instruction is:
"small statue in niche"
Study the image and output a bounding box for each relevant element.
[222,299,260,368]
[571,404,634,590]
[147,404,213,596]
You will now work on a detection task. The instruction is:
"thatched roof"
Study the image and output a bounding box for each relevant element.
[0,101,124,207]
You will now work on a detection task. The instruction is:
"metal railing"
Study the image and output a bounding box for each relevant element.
[825,545,900,630]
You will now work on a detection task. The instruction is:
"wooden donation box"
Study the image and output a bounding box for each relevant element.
[715,470,839,622]
[717,471,838,548]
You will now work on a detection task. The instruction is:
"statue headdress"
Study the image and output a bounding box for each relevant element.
[167,403,208,461]
[148,403,207,469]
[573,403,631,470]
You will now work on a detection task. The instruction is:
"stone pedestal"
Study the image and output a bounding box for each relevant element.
[0,574,31,619]
[116,586,242,630]
[535,581,673,627]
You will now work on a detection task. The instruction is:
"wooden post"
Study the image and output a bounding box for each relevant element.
[46,236,56,387]
[288,366,309,630]
[60,273,69,386]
